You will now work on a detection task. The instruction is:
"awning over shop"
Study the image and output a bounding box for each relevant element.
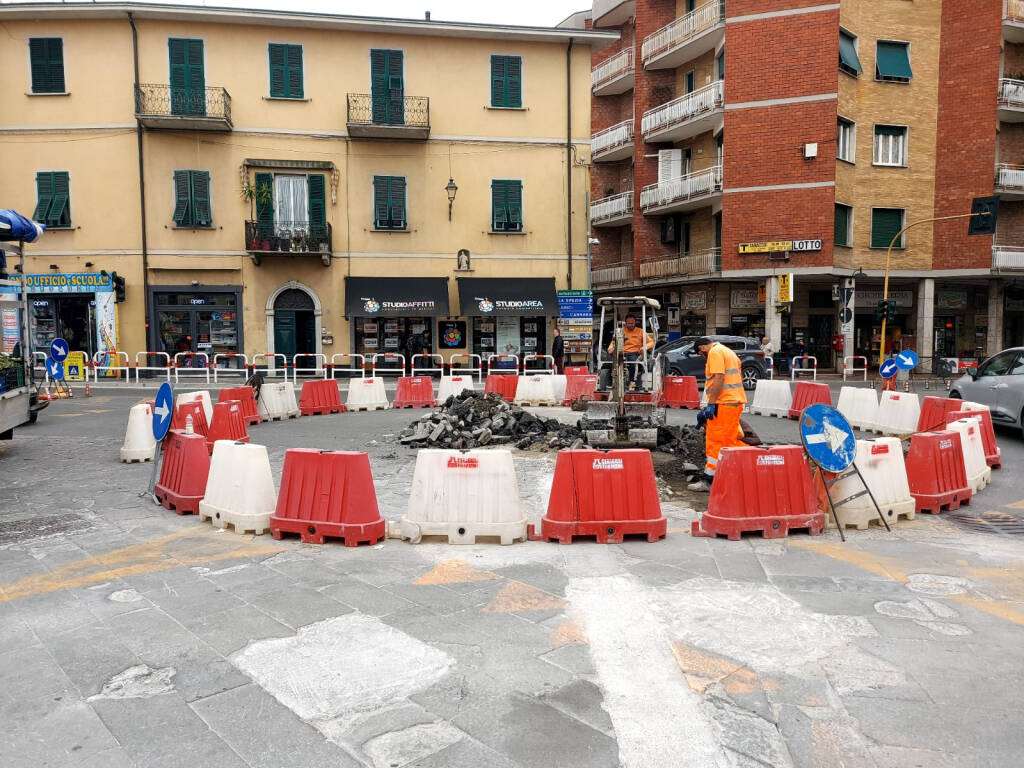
[344,276,450,317]
[456,277,558,316]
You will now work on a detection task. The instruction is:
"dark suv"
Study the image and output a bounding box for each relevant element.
[656,335,768,390]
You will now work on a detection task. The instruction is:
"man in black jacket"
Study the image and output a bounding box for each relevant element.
[552,327,564,373]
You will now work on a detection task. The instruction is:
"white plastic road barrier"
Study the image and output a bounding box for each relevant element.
[748,379,792,418]
[513,375,558,406]
[437,375,477,402]
[872,391,921,436]
[946,418,992,492]
[345,376,390,411]
[826,437,915,529]
[551,374,568,404]
[959,401,989,412]
[392,449,527,545]
[836,386,879,432]
[257,381,300,421]
[120,403,156,463]
[199,441,277,534]
[176,390,213,425]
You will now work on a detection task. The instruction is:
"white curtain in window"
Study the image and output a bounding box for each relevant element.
[274,175,308,233]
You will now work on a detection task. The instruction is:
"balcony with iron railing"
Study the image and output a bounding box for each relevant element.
[592,48,635,96]
[993,244,1024,270]
[1005,0,1024,42]
[134,84,232,131]
[638,248,721,282]
[592,261,634,287]
[590,191,634,227]
[592,120,634,163]
[998,78,1024,122]
[640,165,722,215]
[642,80,724,143]
[245,221,333,266]
[592,0,636,28]
[642,0,725,70]
[346,94,430,140]
[995,163,1024,200]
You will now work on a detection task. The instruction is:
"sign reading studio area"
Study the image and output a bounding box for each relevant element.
[344,276,450,358]
[456,277,558,362]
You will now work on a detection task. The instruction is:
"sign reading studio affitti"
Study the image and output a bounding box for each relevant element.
[360,297,436,315]
[738,240,822,254]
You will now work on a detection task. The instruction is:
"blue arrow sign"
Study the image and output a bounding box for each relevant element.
[799,403,856,473]
[46,356,64,381]
[49,337,69,363]
[880,358,899,379]
[895,349,919,371]
[152,381,174,442]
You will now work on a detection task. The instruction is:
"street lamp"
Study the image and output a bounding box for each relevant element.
[445,178,458,221]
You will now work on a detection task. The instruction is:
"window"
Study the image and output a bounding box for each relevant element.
[977,350,1017,377]
[685,70,695,94]
[29,38,65,93]
[490,55,522,108]
[839,30,862,77]
[253,172,326,239]
[837,118,855,163]
[268,43,303,98]
[873,125,907,166]
[717,50,725,79]
[871,208,904,249]
[371,49,404,124]
[1008,353,1024,376]
[373,175,407,230]
[834,203,853,247]
[34,171,70,228]
[658,149,683,183]
[491,179,523,232]
[172,170,212,228]
[169,38,205,116]
[876,41,912,82]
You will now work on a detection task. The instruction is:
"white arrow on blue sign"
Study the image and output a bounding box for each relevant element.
[152,381,175,441]
[895,349,919,370]
[49,337,69,363]
[46,356,64,381]
[880,358,900,379]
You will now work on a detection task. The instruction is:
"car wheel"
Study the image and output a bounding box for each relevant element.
[949,390,962,399]
[741,364,760,390]
[669,366,683,377]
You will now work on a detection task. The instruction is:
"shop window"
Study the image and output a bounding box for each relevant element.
[873,125,907,167]
[490,55,522,108]
[34,171,71,228]
[268,43,303,99]
[473,316,546,361]
[491,179,523,232]
[373,175,407,230]
[29,37,65,94]
[172,170,212,228]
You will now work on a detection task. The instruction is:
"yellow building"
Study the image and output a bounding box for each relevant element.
[0,4,614,371]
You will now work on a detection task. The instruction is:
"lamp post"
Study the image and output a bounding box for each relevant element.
[445,178,458,221]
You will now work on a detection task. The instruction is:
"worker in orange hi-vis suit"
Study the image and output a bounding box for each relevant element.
[687,337,747,492]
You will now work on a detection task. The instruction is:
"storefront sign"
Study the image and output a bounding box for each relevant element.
[683,291,706,310]
[778,274,794,304]
[361,297,436,313]
[438,320,467,348]
[936,290,969,311]
[1,307,19,354]
[730,288,761,309]
[854,290,912,308]
[738,239,821,255]
[475,296,544,313]
[24,272,113,293]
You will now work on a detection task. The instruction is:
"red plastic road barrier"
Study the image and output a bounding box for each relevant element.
[950,409,1000,469]
[624,392,655,403]
[392,376,436,408]
[529,448,666,543]
[218,386,260,426]
[917,396,964,433]
[154,430,211,515]
[906,431,972,514]
[270,448,386,545]
[788,381,832,419]
[564,365,590,375]
[170,400,209,436]
[299,379,346,416]
[206,400,250,453]
[484,374,519,402]
[562,375,599,406]
[659,376,700,409]
[691,445,825,540]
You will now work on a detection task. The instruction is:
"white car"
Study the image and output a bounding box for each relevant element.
[950,347,1024,433]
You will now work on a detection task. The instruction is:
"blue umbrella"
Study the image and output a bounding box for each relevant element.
[0,210,45,243]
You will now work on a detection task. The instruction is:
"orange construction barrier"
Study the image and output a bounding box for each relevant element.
[659,376,700,409]
[905,431,973,514]
[218,386,260,426]
[917,396,963,432]
[299,379,346,416]
[269,449,386,545]
[949,409,1000,469]
[692,445,824,540]
[206,400,250,453]
[170,400,209,436]
[392,376,437,408]
[484,374,519,402]
[788,381,832,419]
[154,430,211,515]
[562,374,599,406]
[529,449,666,543]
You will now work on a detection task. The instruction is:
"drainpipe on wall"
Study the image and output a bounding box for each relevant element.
[566,37,574,290]
[128,13,151,338]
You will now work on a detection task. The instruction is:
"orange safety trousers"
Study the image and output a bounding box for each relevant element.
[704,403,745,477]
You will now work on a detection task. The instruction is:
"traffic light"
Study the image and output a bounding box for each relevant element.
[112,271,126,303]
[875,300,887,322]
[968,196,999,236]
[886,301,897,323]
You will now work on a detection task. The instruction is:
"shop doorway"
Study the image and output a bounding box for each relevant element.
[807,314,834,369]
[29,295,96,357]
[273,289,316,360]
[151,288,241,362]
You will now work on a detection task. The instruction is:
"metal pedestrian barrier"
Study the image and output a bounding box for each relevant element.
[790,355,818,380]
[330,353,366,379]
[843,355,868,382]
[292,353,327,383]
[134,351,171,383]
[487,354,520,374]
[449,353,482,382]
[252,353,288,379]
[411,353,444,377]
[372,353,406,377]
[523,354,555,374]
[93,350,131,381]
[212,353,250,383]
[173,352,210,383]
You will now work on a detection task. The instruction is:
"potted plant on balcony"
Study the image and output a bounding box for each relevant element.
[241,178,274,249]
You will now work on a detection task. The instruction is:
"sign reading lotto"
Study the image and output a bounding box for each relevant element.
[24,272,113,293]
[738,239,822,254]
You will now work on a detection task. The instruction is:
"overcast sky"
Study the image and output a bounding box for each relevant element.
[4,0,591,27]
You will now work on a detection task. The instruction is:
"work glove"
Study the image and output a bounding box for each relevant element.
[696,404,718,429]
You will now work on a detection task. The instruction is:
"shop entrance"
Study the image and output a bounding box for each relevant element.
[807,314,834,369]
[29,295,96,357]
[272,289,316,360]
[151,289,241,362]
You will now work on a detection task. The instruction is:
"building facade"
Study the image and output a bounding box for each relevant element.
[587,0,1019,373]
[2,4,613,370]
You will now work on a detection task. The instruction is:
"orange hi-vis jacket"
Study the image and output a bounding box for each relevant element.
[704,342,747,405]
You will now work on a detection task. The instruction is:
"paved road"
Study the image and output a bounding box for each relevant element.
[1,390,1022,768]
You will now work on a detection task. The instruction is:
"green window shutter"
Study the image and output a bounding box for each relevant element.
[371,49,388,123]
[50,172,70,228]
[269,44,287,97]
[307,174,326,235]
[491,56,522,108]
[371,49,403,124]
[30,38,65,94]
[389,177,407,229]
[192,171,212,226]
[876,41,912,80]
[686,71,695,94]
[254,172,274,239]
[875,124,904,137]
[34,172,54,222]
[286,45,303,99]
[871,208,903,249]
[387,50,404,125]
[491,180,507,230]
[173,170,191,225]
[373,176,389,228]
[169,38,187,114]
[169,38,205,115]
[507,180,523,230]
[839,31,862,75]
[834,205,849,247]
[490,56,505,108]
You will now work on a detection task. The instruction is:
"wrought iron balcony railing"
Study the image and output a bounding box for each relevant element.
[134,83,232,130]
[346,93,430,138]
[245,220,333,263]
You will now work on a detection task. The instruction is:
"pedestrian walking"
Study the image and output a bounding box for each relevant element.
[552,327,564,374]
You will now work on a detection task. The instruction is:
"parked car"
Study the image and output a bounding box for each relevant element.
[656,335,768,390]
[949,347,1024,433]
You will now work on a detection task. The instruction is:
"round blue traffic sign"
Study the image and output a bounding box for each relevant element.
[895,349,919,371]
[152,381,175,442]
[879,358,899,379]
[45,356,64,381]
[49,337,69,363]
[799,404,856,473]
